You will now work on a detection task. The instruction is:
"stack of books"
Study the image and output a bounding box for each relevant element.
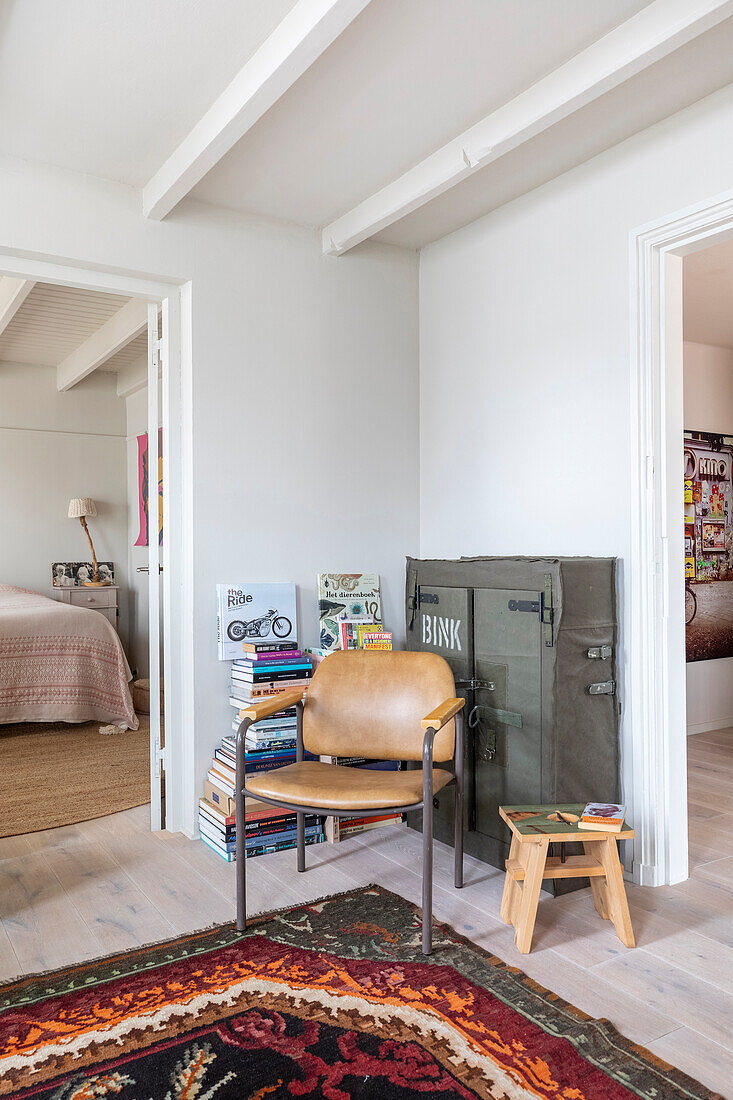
[199,639,324,861]
[229,641,312,712]
[199,780,324,861]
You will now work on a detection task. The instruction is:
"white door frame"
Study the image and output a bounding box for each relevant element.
[629,189,733,887]
[0,250,196,837]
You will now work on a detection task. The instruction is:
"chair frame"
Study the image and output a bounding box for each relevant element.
[235,694,465,954]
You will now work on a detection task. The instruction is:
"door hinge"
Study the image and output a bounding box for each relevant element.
[542,574,554,647]
[153,735,166,778]
[587,680,616,696]
[587,645,613,660]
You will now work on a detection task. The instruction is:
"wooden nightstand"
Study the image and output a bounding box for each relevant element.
[53,585,119,629]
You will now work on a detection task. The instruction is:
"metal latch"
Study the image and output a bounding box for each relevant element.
[467,707,497,761]
[587,680,615,696]
[587,645,612,660]
[508,599,539,613]
[455,678,495,691]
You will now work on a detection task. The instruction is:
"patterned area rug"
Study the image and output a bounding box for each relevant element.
[0,886,720,1099]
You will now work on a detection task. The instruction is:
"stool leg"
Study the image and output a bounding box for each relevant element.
[582,840,610,919]
[514,839,548,954]
[500,835,520,925]
[596,836,635,948]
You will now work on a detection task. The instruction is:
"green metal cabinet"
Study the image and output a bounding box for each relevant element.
[404,557,620,886]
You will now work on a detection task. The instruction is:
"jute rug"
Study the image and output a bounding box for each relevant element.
[0,715,150,837]
[0,885,720,1099]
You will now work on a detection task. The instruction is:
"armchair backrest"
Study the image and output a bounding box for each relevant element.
[303,650,457,762]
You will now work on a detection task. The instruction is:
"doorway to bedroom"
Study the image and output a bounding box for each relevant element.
[0,262,190,840]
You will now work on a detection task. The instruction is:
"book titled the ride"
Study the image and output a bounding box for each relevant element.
[577,802,626,832]
[216,583,297,660]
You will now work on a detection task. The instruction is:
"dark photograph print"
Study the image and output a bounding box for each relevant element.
[52,562,115,587]
[51,563,75,587]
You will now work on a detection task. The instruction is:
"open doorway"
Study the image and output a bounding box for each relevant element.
[0,263,190,838]
[681,242,733,877]
[630,194,733,889]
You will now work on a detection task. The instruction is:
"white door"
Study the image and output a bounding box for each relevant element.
[147,302,164,830]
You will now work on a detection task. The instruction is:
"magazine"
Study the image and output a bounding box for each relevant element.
[216,583,297,660]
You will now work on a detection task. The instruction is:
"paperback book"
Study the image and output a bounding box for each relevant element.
[578,802,626,832]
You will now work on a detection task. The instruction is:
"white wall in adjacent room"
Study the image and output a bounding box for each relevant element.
[0,361,129,641]
[418,82,733,837]
[0,155,420,833]
[683,340,733,733]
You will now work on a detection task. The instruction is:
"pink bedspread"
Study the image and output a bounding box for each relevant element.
[0,585,138,728]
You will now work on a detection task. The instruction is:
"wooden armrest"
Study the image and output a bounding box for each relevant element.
[421,696,464,731]
[239,689,305,723]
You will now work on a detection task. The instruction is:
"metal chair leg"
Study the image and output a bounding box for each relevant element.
[297,811,306,872]
[454,711,464,889]
[422,734,435,956]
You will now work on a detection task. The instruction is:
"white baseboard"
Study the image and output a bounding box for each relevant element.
[687,717,733,735]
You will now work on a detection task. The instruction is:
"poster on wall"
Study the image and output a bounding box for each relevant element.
[684,430,733,661]
[135,429,163,547]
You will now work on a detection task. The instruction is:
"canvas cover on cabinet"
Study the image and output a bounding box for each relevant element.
[405,557,620,884]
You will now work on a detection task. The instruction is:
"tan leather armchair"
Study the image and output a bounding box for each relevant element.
[235,649,465,954]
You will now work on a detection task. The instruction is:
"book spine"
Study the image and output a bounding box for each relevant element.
[246,834,324,858]
[234,670,311,683]
[241,642,300,653]
[244,758,295,773]
[245,738,297,752]
[236,652,304,663]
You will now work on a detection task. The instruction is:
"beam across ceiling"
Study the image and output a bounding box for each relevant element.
[115,356,149,399]
[0,277,35,336]
[57,299,149,391]
[143,0,373,221]
[322,0,733,255]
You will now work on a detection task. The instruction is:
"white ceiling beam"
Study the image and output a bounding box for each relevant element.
[323,0,733,255]
[0,277,35,336]
[57,299,149,392]
[143,0,374,221]
[115,356,149,399]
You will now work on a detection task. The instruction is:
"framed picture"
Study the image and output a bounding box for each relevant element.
[702,521,725,552]
[52,562,115,587]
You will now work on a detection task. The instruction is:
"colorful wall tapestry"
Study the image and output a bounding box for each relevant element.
[135,429,163,547]
[684,430,733,661]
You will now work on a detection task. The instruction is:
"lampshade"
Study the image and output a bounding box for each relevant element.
[68,497,97,519]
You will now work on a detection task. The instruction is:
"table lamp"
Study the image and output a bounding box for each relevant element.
[67,498,105,586]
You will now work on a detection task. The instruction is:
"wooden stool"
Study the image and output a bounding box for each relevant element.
[498,804,635,954]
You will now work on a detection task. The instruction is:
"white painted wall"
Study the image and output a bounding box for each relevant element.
[683,340,733,733]
[0,362,130,642]
[0,156,419,833]
[419,82,733,854]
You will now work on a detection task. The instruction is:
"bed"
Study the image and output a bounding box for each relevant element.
[0,584,138,729]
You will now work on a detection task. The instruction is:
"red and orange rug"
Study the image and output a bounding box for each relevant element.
[0,886,719,1099]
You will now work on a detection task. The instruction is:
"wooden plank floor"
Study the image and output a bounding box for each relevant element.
[1,729,732,1094]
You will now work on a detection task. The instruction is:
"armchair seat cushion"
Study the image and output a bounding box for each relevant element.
[244,760,454,811]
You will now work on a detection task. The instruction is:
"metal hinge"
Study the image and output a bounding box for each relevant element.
[587,680,616,696]
[542,574,554,647]
[587,645,613,660]
[153,735,166,778]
